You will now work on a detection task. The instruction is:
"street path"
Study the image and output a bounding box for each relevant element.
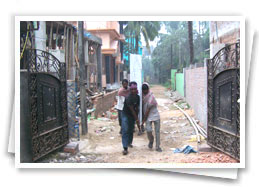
[42,85,238,163]
[77,85,238,163]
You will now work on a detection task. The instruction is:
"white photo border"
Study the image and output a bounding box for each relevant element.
[15,16,245,168]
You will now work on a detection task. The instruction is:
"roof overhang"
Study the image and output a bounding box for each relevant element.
[87,29,120,40]
[84,31,102,45]
[102,48,116,54]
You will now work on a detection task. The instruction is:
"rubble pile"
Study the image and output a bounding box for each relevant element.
[40,152,104,163]
[178,152,238,163]
[76,92,94,115]
[95,124,115,134]
[165,90,190,109]
[99,107,118,120]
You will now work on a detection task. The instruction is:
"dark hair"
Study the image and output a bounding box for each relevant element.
[122,79,128,84]
[129,81,137,86]
[142,84,149,91]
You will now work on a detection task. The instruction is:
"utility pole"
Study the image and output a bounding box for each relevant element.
[78,21,88,135]
[97,44,102,92]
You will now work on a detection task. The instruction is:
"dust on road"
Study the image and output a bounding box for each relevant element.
[75,85,238,163]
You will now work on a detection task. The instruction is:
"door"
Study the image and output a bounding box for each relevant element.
[105,56,110,84]
[207,42,240,160]
[25,49,69,161]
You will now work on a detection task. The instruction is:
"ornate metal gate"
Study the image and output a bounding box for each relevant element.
[207,42,240,160]
[26,49,69,161]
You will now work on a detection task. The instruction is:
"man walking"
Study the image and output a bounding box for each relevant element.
[121,81,141,155]
[141,82,162,152]
[116,79,130,134]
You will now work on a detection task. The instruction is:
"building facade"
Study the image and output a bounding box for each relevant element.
[209,21,240,58]
[86,21,125,90]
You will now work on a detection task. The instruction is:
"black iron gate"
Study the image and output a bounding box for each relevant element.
[25,49,68,161]
[207,42,240,160]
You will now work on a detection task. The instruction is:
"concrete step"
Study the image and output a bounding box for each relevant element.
[198,143,214,152]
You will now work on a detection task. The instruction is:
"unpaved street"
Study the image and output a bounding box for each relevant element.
[76,85,238,163]
[42,85,238,163]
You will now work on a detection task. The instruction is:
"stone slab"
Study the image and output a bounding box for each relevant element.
[63,142,79,154]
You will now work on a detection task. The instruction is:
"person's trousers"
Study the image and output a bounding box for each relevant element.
[121,111,135,149]
[145,119,161,149]
[118,110,122,127]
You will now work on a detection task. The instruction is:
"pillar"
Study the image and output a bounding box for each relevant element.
[97,44,102,91]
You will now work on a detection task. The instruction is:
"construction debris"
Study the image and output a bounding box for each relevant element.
[63,142,79,155]
[174,145,197,154]
[188,135,205,142]
[174,103,201,144]
[95,125,115,134]
[168,91,184,102]
[76,92,93,109]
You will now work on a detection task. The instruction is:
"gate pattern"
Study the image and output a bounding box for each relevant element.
[26,49,69,161]
[207,42,240,160]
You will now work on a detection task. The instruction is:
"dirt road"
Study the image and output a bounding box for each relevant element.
[42,85,238,163]
[76,85,238,163]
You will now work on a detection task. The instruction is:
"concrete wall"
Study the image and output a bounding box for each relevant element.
[34,21,46,51]
[171,69,177,91]
[86,21,107,30]
[176,73,184,97]
[185,63,207,129]
[87,21,119,33]
[20,70,33,163]
[86,21,119,51]
[210,21,240,57]
[92,90,118,118]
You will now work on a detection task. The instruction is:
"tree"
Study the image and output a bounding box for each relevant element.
[147,21,209,85]
[124,21,161,53]
[188,21,194,65]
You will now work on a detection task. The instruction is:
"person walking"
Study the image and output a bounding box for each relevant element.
[116,79,130,134]
[141,82,162,152]
[121,81,141,155]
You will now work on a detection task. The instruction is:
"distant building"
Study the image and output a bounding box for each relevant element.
[209,21,240,58]
[86,21,125,89]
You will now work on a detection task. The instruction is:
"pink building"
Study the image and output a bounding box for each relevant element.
[86,21,125,89]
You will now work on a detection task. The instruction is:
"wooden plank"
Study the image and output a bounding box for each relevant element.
[78,21,88,134]
[94,45,98,91]
[85,63,97,66]
[85,40,90,89]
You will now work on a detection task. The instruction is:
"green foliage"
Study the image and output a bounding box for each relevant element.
[142,56,155,83]
[163,81,171,88]
[123,21,161,72]
[124,21,161,53]
[150,21,209,84]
